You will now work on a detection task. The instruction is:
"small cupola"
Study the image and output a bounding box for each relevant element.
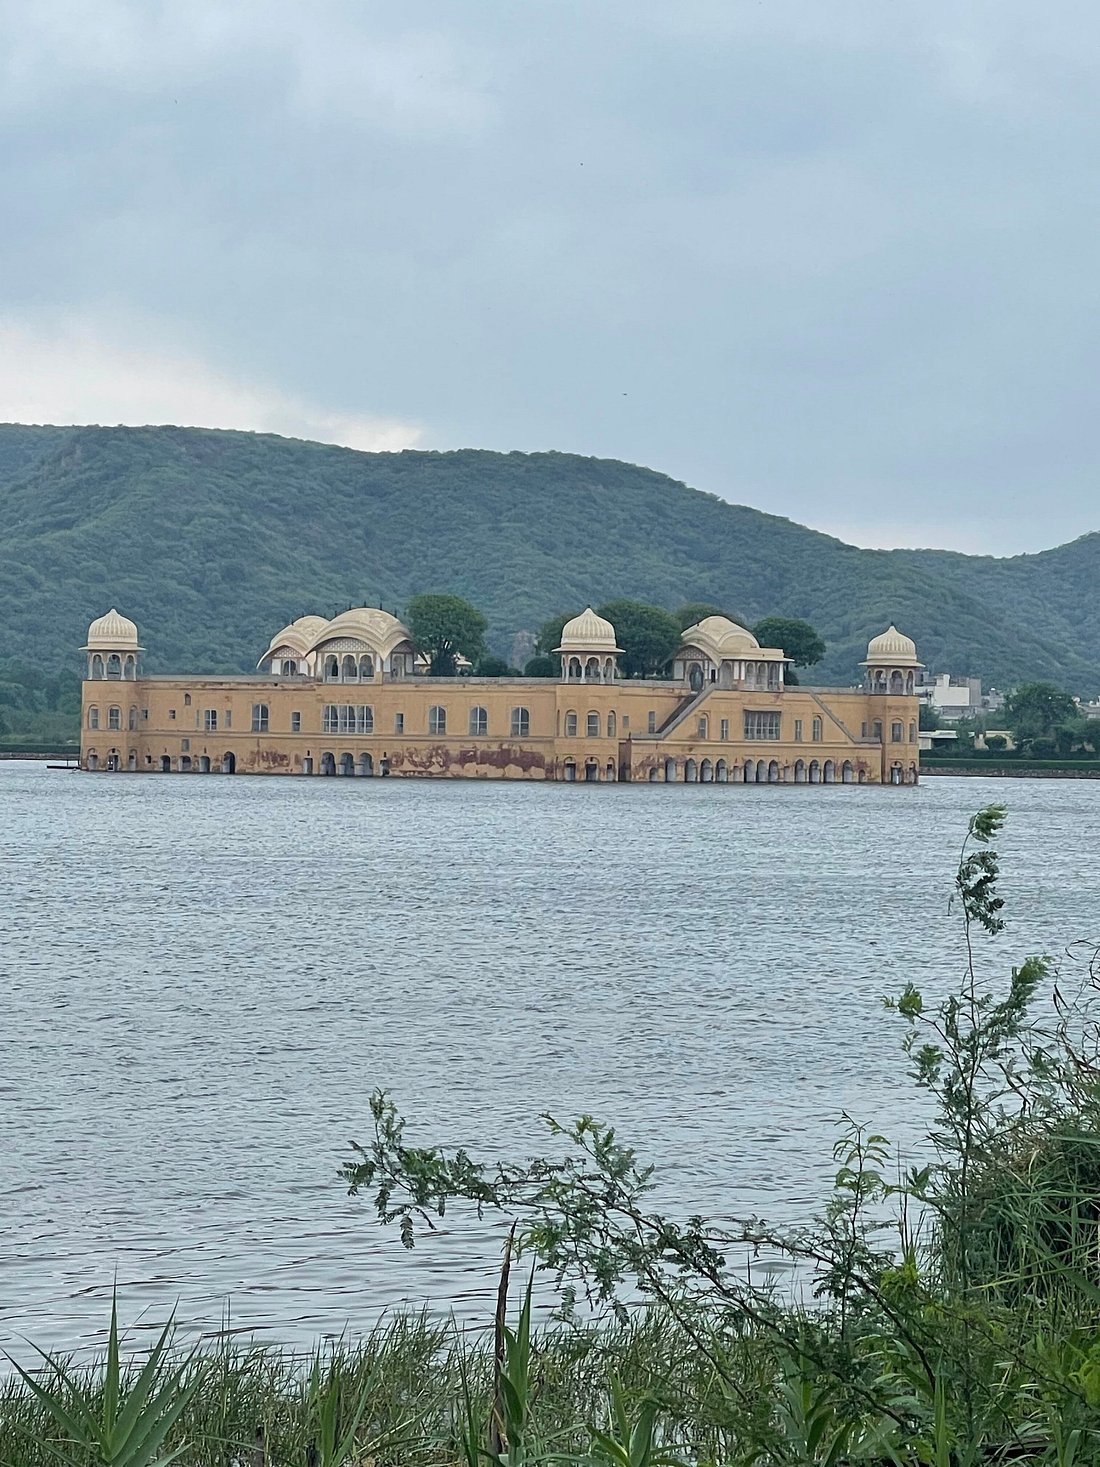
[82,609,143,680]
[555,607,622,683]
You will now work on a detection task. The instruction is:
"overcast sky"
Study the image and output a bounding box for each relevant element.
[3,1,1099,555]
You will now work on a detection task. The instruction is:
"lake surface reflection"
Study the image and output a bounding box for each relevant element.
[4,763,1099,1357]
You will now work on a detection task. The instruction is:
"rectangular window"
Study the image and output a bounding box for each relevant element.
[621,715,630,732]
[323,704,339,734]
[511,707,530,737]
[891,721,904,743]
[794,719,803,741]
[566,711,578,737]
[429,706,447,735]
[204,709,217,732]
[142,709,148,721]
[291,711,301,733]
[181,737,190,752]
[587,711,600,737]
[251,703,269,733]
[743,711,781,741]
[168,709,176,720]
[647,711,656,734]
[720,718,729,740]
[357,706,374,734]
[697,716,708,738]
[88,707,100,730]
[873,719,883,742]
[107,707,121,730]
[812,717,822,742]
[470,706,488,736]
[394,712,405,734]
[337,704,357,734]
[225,709,232,729]
[861,722,868,738]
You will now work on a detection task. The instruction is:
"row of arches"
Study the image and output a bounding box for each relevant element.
[648,757,862,784]
[868,669,916,695]
[564,656,617,683]
[323,654,376,681]
[562,758,617,781]
[88,653,137,680]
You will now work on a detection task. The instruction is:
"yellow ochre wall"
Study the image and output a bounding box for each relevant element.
[80,674,920,784]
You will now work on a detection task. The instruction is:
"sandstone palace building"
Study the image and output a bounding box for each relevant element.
[79,606,922,785]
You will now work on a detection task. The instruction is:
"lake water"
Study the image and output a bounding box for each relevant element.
[4,762,1100,1359]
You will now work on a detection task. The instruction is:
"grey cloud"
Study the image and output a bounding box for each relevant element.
[2,0,1099,552]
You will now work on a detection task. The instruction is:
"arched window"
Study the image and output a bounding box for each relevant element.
[341,654,358,681]
[823,760,835,783]
[905,672,915,695]
[124,655,136,680]
[889,670,904,694]
[684,758,697,782]
[565,711,578,737]
[563,759,577,781]
[356,706,374,734]
[701,757,715,781]
[324,655,339,681]
[568,657,582,680]
[664,758,676,782]
[359,655,375,679]
[794,759,806,783]
[106,653,122,679]
[607,711,616,738]
[891,721,903,742]
[510,707,530,737]
[585,656,601,681]
[469,706,488,736]
[586,711,600,737]
[108,706,121,731]
[429,705,447,735]
[184,693,191,707]
[252,703,270,733]
[128,706,137,731]
[91,654,104,679]
[281,658,298,675]
[88,706,100,730]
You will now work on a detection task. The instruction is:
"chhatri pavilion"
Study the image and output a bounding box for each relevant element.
[79,606,922,785]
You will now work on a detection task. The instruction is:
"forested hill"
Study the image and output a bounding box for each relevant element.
[1,421,1098,692]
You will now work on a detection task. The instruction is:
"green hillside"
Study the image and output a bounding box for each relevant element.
[1,423,1097,705]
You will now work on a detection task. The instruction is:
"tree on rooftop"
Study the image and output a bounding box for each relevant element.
[596,600,681,679]
[406,594,487,677]
[752,616,826,669]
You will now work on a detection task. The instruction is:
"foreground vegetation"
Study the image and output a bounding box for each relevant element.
[6,806,1100,1463]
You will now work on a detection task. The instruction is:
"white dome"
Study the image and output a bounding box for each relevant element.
[82,608,140,649]
[555,607,621,652]
[682,615,760,659]
[864,624,920,665]
[306,607,413,657]
[263,615,329,656]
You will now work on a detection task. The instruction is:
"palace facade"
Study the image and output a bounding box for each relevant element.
[78,607,922,785]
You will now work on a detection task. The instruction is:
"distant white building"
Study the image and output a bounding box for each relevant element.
[918,673,1003,723]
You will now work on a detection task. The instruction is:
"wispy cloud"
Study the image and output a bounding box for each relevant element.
[0,316,423,452]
